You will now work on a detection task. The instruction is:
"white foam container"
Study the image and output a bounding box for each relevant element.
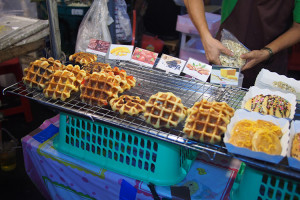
[255,69,300,102]
[287,120,300,170]
[241,86,297,120]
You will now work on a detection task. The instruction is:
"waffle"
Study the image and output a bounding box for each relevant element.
[252,130,282,155]
[189,99,235,120]
[69,52,97,66]
[82,61,111,74]
[144,92,187,128]
[64,64,87,91]
[40,57,63,70]
[244,94,291,118]
[43,70,77,101]
[80,72,122,106]
[106,66,136,89]
[23,60,55,90]
[183,99,235,144]
[126,75,136,89]
[102,66,129,92]
[110,95,146,116]
[100,66,136,91]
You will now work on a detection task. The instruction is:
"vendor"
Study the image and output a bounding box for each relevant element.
[184,0,300,88]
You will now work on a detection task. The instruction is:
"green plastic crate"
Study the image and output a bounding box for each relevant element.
[53,113,198,186]
[230,162,300,200]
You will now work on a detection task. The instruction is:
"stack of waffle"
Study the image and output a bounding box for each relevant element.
[22,53,137,103]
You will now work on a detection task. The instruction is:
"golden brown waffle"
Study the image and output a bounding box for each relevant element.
[82,61,111,74]
[103,66,132,92]
[43,70,77,101]
[190,99,235,120]
[64,64,87,91]
[23,60,54,90]
[83,63,136,92]
[40,57,63,70]
[80,72,122,106]
[144,92,187,128]
[69,52,97,66]
[184,108,229,144]
[183,99,235,144]
[252,130,282,155]
[110,95,146,116]
[126,75,136,89]
[244,94,291,118]
[103,66,136,90]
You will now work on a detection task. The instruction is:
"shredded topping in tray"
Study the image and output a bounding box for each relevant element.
[272,81,296,94]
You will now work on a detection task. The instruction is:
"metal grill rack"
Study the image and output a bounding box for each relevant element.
[4,60,300,180]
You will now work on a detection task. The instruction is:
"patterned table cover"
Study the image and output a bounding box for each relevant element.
[22,114,240,200]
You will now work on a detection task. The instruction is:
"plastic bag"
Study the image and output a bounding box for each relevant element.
[75,0,112,53]
[219,29,250,68]
[114,0,132,42]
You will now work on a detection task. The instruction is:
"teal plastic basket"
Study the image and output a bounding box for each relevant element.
[53,113,198,186]
[230,162,300,200]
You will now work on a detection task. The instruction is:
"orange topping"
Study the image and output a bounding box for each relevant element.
[108,72,114,76]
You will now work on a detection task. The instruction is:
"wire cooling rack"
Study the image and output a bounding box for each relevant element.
[4,60,300,180]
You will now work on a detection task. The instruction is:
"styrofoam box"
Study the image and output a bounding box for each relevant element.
[287,120,300,170]
[176,13,221,37]
[224,109,290,164]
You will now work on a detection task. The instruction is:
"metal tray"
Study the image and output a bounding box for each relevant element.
[4,60,300,180]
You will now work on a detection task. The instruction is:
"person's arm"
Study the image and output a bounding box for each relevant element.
[184,0,233,64]
[241,22,300,71]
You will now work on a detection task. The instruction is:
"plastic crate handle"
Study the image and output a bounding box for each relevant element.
[230,162,246,194]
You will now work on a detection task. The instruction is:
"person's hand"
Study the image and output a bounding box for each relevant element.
[240,49,270,71]
[202,36,233,65]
